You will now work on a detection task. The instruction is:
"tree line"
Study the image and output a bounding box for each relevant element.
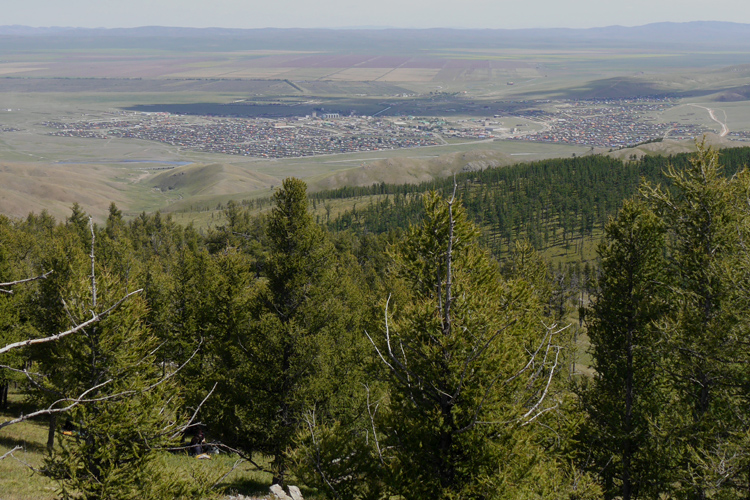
[320,147,750,258]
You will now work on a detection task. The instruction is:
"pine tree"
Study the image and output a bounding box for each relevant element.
[0,217,27,411]
[44,275,182,500]
[219,178,369,487]
[36,220,183,500]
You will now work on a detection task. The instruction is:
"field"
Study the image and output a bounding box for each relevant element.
[1,27,750,224]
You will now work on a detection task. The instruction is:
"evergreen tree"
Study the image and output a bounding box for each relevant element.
[367,191,581,499]
[0,217,27,411]
[579,199,669,500]
[218,178,369,488]
[44,270,182,500]
[641,143,750,498]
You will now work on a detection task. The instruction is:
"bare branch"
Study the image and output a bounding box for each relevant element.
[0,270,53,294]
[0,288,143,356]
[521,403,560,427]
[453,319,518,401]
[2,338,201,432]
[89,217,97,310]
[443,175,458,336]
[143,339,203,393]
[211,458,246,490]
[6,448,43,472]
[61,298,80,329]
[455,322,568,434]
[208,442,273,475]
[0,378,114,430]
[0,364,45,379]
[521,346,562,420]
[303,410,341,500]
[172,381,218,439]
[364,295,415,389]
[0,446,22,461]
[363,384,384,465]
[505,323,567,386]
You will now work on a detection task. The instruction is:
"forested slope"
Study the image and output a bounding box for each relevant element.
[316,146,750,258]
[2,145,750,499]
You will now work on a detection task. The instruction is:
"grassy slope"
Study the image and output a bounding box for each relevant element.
[0,392,277,500]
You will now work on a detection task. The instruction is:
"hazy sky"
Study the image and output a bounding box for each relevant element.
[5,0,750,30]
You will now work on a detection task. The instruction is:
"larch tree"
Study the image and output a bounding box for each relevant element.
[225,177,369,487]
[641,143,750,498]
[580,199,669,500]
[40,220,184,500]
[43,273,183,500]
[366,190,580,500]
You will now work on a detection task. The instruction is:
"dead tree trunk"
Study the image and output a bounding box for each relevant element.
[47,414,57,452]
[0,382,8,409]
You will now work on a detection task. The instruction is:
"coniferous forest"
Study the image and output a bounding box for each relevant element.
[3,144,750,499]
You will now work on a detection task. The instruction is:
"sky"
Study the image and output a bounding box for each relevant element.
[4,0,750,30]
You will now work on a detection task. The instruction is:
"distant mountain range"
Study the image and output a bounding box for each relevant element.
[1,22,749,51]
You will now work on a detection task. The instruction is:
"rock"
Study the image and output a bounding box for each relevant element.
[270,484,292,500]
[268,484,303,500]
[288,485,304,500]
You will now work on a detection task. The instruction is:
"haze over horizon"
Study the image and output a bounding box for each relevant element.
[4,0,750,31]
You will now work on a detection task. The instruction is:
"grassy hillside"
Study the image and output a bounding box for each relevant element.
[149,163,278,196]
[2,26,750,224]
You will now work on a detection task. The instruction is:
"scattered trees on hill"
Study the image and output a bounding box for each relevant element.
[323,147,750,260]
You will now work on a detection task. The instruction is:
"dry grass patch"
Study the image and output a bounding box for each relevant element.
[325,68,392,81]
[0,64,47,76]
[376,68,440,82]
[0,161,133,220]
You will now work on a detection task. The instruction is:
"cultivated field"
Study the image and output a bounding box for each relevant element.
[2,28,750,224]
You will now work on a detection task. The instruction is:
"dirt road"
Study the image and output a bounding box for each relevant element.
[689,104,729,137]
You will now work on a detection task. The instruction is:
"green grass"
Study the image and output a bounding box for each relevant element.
[0,389,297,500]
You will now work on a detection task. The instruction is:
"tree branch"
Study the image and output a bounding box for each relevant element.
[89,217,97,310]
[303,410,341,500]
[443,175,458,337]
[171,381,218,439]
[0,378,114,430]
[0,270,53,294]
[0,446,22,461]
[0,289,143,356]
[363,383,384,465]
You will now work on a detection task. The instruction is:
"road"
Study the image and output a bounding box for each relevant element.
[689,104,729,137]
